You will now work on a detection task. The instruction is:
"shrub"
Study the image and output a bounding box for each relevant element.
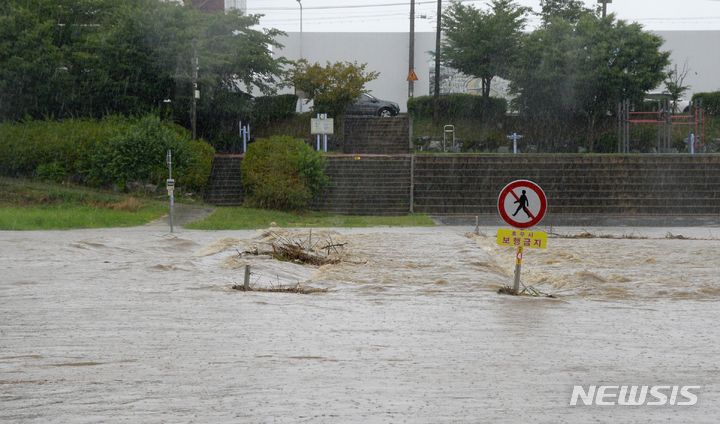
[87,115,214,192]
[241,136,328,210]
[0,115,214,192]
[0,117,131,182]
[692,92,720,116]
[36,162,67,183]
[252,94,298,126]
[407,94,507,121]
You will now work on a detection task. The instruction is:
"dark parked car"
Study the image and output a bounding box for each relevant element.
[347,93,400,117]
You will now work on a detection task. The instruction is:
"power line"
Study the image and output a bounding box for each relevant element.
[248,0,483,12]
[248,1,435,11]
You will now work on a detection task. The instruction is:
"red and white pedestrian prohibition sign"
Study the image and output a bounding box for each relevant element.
[497,180,547,229]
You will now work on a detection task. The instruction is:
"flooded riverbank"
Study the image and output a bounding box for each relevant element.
[1,225,719,422]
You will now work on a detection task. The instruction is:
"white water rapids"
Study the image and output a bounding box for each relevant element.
[1,224,719,422]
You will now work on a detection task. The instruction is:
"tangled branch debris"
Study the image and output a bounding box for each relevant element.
[498,284,556,298]
[239,230,350,266]
[231,283,328,294]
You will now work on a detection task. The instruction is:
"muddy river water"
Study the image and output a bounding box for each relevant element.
[1,223,719,423]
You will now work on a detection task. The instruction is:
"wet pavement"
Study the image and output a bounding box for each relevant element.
[1,225,719,423]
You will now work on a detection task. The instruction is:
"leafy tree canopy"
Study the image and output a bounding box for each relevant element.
[510,13,669,151]
[290,60,379,118]
[441,0,529,99]
[0,0,285,126]
[539,0,592,25]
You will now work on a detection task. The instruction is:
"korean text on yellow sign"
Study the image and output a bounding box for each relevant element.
[496,228,547,249]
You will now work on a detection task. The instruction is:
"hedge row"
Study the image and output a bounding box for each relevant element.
[252,94,298,126]
[692,92,720,116]
[0,115,214,192]
[407,94,507,120]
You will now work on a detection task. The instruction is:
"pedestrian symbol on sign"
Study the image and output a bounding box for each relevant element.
[512,189,531,218]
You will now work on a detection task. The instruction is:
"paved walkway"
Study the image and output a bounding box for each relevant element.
[148,203,215,228]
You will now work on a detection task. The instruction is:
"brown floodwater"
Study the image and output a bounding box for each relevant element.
[1,223,719,422]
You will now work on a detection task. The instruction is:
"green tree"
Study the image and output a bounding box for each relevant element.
[441,0,529,100]
[539,0,591,24]
[664,62,691,113]
[511,13,669,151]
[290,60,379,118]
[0,0,285,128]
[185,8,286,144]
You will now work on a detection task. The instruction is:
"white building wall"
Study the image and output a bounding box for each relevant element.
[275,32,435,113]
[654,31,720,95]
[225,0,246,13]
[274,31,720,112]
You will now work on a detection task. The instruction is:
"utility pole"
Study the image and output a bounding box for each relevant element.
[598,0,611,18]
[433,0,442,124]
[191,39,199,140]
[408,0,415,98]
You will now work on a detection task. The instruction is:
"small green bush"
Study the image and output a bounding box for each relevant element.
[252,94,298,126]
[241,136,328,211]
[87,115,214,192]
[407,94,507,121]
[692,92,720,116]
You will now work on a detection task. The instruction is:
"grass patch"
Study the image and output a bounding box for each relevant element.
[0,178,166,230]
[185,206,434,230]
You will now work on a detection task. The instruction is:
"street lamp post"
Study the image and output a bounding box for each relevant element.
[433,0,442,124]
[296,0,303,59]
[408,0,415,98]
[296,0,303,113]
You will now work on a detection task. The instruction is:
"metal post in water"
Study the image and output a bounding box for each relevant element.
[244,265,250,290]
[513,246,523,294]
[166,150,175,233]
[169,193,174,233]
[475,215,479,235]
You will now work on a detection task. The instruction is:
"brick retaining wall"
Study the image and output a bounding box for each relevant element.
[205,154,720,216]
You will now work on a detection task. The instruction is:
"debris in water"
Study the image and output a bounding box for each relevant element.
[231,283,328,294]
[239,231,349,266]
[497,284,556,298]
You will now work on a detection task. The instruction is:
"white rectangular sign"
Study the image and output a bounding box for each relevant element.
[311,118,334,135]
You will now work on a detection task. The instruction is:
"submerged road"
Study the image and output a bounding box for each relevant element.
[1,226,719,423]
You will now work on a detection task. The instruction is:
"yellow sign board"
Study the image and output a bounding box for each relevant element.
[407,69,419,82]
[497,228,547,249]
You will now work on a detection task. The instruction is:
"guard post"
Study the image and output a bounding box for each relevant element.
[239,120,251,153]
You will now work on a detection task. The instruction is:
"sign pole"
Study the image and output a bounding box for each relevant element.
[513,246,523,294]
